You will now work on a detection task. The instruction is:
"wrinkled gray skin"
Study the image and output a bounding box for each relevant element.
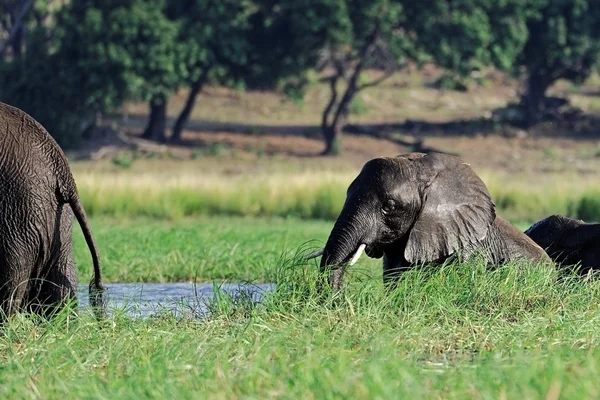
[0,102,105,319]
[320,153,550,290]
[525,214,600,274]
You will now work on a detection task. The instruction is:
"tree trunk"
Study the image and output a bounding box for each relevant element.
[322,124,343,156]
[9,24,22,58]
[0,0,33,60]
[321,67,361,156]
[320,25,379,155]
[142,95,168,142]
[321,97,352,156]
[9,6,23,59]
[170,71,208,143]
[523,71,551,128]
[321,76,340,156]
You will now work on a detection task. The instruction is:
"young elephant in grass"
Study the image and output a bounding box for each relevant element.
[307,152,551,290]
[525,214,600,274]
[0,102,105,319]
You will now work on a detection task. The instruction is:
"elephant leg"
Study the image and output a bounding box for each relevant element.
[0,251,35,319]
[382,252,409,289]
[29,208,77,317]
[30,245,77,317]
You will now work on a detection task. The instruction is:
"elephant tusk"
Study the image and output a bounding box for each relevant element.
[306,248,324,260]
[349,244,366,266]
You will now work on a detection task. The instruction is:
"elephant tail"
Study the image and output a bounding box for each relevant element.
[69,194,107,318]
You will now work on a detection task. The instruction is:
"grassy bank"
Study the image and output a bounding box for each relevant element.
[72,160,600,223]
[2,258,600,398]
[72,216,538,284]
[72,216,345,283]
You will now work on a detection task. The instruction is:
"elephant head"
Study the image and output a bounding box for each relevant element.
[524,214,600,272]
[308,153,496,290]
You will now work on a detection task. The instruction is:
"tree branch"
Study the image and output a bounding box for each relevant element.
[328,23,381,129]
[357,70,395,91]
[0,0,34,59]
[321,74,339,131]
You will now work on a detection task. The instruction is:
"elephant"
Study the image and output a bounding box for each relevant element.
[524,214,600,274]
[0,101,105,319]
[307,152,551,290]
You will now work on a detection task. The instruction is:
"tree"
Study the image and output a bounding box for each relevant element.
[0,0,35,59]
[317,0,409,155]
[403,0,600,128]
[0,0,180,146]
[254,0,410,156]
[166,0,253,142]
[402,0,530,82]
[517,0,600,127]
[56,0,180,142]
[0,1,93,148]
[0,31,92,148]
[121,1,179,142]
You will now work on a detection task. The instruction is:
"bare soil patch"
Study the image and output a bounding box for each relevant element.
[77,66,600,179]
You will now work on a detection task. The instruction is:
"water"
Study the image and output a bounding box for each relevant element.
[76,282,275,318]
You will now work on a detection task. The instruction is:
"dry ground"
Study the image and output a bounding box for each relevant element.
[82,65,600,183]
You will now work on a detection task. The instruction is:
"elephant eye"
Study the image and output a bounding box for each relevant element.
[382,199,396,214]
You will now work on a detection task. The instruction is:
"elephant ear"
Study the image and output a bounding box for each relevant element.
[405,154,496,263]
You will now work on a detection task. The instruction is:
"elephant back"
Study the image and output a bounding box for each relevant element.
[0,102,77,203]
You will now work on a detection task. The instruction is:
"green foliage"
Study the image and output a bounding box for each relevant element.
[191,149,205,159]
[206,143,229,156]
[258,0,411,154]
[433,73,469,92]
[349,97,370,115]
[5,248,600,397]
[240,0,352,91]
[72,216,335,282]
[0,0,181,146]
[56,0,180,105]
[166,0,253,87]
[575,193,600,222]
[519,0,600,83]
[402,0,600,125]
[0,31,90,148]
[517,0,600,124]
[543,145,560,160]
[403,0,530,76]
[111,153,134,169]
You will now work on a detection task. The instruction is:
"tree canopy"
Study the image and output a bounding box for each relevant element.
[518,0,600,126]
[165,0,255,142]
[1,0,600,150]
[256,0,412,155]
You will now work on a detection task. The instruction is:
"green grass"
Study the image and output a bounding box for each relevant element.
[73,217,534,284]
[71,161,600,223]
[2,254,600,398]
[72,216,357,283]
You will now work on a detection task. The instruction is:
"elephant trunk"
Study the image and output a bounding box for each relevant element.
[320,209,372,290]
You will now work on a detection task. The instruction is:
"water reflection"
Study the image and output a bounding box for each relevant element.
[77,282,275,318]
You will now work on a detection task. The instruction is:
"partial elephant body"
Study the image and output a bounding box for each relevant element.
[525,214,600,274]
[380,216,549,283]
[0,102,105,318]
[482,216,551,264]
[311,153,550,290]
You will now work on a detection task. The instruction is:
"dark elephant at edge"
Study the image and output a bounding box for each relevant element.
[0,101,105,319]
[308,153,551,290]
[525,214,600,274]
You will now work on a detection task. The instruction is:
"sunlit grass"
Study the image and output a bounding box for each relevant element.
[3,254,600,398]
[72,161,600,222]
[72,216,344,283]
